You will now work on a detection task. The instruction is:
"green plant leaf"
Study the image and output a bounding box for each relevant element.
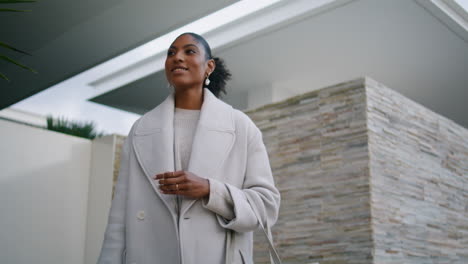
[0,55,37,73]
[0,0,36,3]
[46,116,106,139]
[0,0,37,82]
[0,72,10,81]
[0,8,31,12]
[0,41,31,55]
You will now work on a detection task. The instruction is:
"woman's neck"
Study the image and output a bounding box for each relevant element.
[174,87,203,110]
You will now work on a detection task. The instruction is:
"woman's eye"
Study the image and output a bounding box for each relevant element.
[167,50,175,56]
[186,49,196,54]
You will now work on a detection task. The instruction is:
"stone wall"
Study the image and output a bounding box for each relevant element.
[112,135,126,199]
[246,77,467,264]
[366,79,468,263]
[247,78,373,264]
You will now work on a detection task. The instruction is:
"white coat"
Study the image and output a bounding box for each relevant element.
[98,88,280,264]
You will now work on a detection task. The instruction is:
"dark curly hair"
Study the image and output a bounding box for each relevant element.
[177,32,232,98]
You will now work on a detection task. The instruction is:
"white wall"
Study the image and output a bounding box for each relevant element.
[0,120,92,264]
[0,107,47,127]
[84,135,116,264]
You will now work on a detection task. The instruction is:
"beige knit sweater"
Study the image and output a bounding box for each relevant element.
[174,108,234,220]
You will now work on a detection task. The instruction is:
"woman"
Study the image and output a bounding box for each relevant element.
[98,32,280,264]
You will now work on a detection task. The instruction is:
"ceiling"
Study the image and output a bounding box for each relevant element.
[95,0,468,129]
[2,0,468,133]
[0,0,238,105]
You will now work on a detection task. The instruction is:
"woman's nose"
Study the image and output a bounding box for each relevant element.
[174,51,184,62]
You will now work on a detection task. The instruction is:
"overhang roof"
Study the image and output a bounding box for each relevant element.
[2,0,467,134]
[1,0,238,106]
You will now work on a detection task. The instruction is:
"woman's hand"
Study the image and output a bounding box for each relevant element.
[154,171,210,199]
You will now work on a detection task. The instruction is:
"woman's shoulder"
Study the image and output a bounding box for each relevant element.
[124,117,143,138]
[231,107,261,138]
[127,102,169,137]
[232,108,253,125]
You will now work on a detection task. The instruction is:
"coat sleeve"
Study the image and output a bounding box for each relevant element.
[202,178,235,220]
[204,125,280,233]
[97,133,132,263]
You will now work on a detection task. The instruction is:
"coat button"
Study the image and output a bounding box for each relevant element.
[137,210,145,220]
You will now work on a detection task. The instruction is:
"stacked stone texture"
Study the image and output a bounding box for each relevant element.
[366,78,468,263]
[247,78,373,264]
[246,77,467,263]
[112,135,126,199]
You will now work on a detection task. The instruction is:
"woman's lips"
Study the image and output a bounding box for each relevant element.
[171,66,188,73]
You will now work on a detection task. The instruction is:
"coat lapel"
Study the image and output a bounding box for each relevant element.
[132,89,236,216]
[181,89,235,215]
[132,94,176,215]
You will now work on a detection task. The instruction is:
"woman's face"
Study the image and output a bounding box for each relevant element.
[165,34,214,90]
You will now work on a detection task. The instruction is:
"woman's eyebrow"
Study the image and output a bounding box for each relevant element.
[183,44,198,49]
[169,44,198,50]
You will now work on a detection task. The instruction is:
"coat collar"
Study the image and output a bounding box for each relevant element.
[134,88,234,135]
[132,88,236,216]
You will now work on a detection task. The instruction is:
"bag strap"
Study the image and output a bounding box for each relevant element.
[225,229,234,264]
[245,195,282,264]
